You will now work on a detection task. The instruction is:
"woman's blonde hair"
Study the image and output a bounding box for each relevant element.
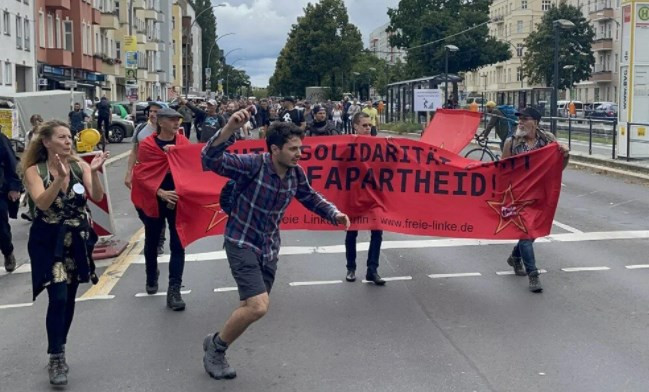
[21,120,78,175]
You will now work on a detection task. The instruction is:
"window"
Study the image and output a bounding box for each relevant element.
[5,62,12,86]
[521,0,528,9]
[0,63,3,85]
[39,11,44,47]
[81,22,86,54]
[516,43,524,57]
[87,24,92,54]
[55,16,61,48]
[47,14,54,48]
[3,12,10,35]
[542,0,551,11]
[172,16,175,30]
[24,19,30,51]
[516,67,522,82]
[16,16,22,49]
[115,0,120,14]
[173,65,176,79]
[517,20,523,33]
[116,41,121,59]
[63,20,73,51]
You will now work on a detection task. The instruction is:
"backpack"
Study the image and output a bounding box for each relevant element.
[496,105,518,140]
[27,160,84,217]
[219,155,263,216]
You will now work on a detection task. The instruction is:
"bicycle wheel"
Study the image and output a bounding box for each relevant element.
[464,148,496,162]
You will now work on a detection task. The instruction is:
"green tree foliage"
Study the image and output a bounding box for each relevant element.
[191,0,219,90]
[386,0,511,78]
[522,3,595,89]
[223,64,251,97]
[269,0,363,97]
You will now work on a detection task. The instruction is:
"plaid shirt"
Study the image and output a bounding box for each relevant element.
[201,130,340,264]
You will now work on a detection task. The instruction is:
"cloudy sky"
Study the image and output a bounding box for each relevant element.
[211,0,400,87]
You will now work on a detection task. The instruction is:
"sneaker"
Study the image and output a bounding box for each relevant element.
[203,334,237,380]
[48,353,68,386]
[166,284,186,311]
[146,269,160,295]
[3,253,16,273]
[528,273,543,293]
[345,270,356,282]
[507,255,526,276]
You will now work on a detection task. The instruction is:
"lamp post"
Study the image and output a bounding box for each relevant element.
[444,45,459,107]
[563,64,575,101]
[206,32,235,89]
[352,71,360,99]
[183,3,226,98]
[551,19,576,134]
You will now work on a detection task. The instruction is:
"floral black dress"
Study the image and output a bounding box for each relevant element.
[28,161,95,299]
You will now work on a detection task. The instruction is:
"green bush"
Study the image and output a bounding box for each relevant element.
[382,122,423,134]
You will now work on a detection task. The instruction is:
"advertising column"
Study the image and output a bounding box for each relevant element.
[619,0,649,158]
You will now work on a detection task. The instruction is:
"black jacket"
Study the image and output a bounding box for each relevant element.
[0,133,21,193]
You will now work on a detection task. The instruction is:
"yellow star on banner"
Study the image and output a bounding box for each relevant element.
[204,203,227,232]
[486,184,535,234]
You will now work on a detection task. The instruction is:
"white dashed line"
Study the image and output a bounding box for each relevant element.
[289,280,343,286]
[75,295,116,302]
[0,302,33,310]
[552,220,583,234]
[134,290,192,298]
[625,264,649,269]
[428,272,482,279]
[362,276,413,283]
[561,267,611,272]
[214,287,238,293]
[496,269,548,276]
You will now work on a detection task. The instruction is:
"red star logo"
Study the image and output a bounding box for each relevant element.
[204,202,227,232]
[486,185,535,234]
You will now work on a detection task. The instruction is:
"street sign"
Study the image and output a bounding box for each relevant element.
[124,35,137,52]
[125,51,138,69]
[62,80,78,89]
[414,89,443,112]
[126,68,137,80]
[126,85,138,103]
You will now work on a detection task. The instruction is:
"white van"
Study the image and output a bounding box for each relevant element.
[557,100,585,118]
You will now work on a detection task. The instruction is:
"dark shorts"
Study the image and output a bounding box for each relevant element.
[224,241,276,301]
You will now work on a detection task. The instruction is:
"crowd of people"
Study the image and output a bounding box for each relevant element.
[0,90,569,386]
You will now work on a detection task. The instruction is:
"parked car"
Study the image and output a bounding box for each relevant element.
[557,100,585,117]
[584,102,604,118]
[83,108,135,143]
[590,102,618,118]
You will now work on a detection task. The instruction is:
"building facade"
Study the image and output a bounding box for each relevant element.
[1,1,37,95]
[170,1,183,99]
[368,23,406,65]
[179,0,201,96]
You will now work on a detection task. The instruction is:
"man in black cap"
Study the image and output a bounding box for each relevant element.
[185,98,226,142]
[279,97,305,130]
[501,106,569,293]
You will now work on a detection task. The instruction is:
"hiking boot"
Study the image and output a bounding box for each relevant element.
[61,345,69,374]
[3,253,16,273]
[167,284,186,311]
[203,334,237,380]
[145,269,160,295]
[507,255,526,276]
[48,353,68,386]
[528,273,543,293]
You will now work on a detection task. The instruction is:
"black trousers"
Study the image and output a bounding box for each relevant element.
[345,230,383,273]
[141,201,185,286]
[0,197,14,257]
[97,116,110,141]
[46,281,79,354]
[182,122,192,140]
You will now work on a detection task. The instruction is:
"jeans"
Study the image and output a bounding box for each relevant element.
[97,116,110,140]
[142,201,185,286]
[512,239,537,275]
[182,122,192,140]
[345,230,382,273]
[0,197,14,257]
[46,281,79,354]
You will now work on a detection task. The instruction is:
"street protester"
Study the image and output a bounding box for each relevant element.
[362,100,380,136]
[125,102,167,255]
[177,100,195,140]
[305,105,339,136]
[344,112,385,285]
[501,107,569,293]
[131,108,189,310]
[478,101,511,150]
[200,109,350,380]
[278,97,306,130]
[68,103,89,138]
[186,99,226,143]
[22,120,108,386]
[0,131,22,272]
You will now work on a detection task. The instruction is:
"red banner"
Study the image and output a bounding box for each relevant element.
[421,109,481,153]
[167,136,564,247]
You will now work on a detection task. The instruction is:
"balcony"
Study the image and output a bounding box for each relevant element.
[44,0,71,10]
[592,65,613,82]
[144,41,160,51]
[45,48,73,67]
[590,7,614,20]
[136,33,147,44]
[92,8,101,24]
[101,62,119,77]
[147,72,159,83]
[492,14,504,24]
[93,57,102,71]
[100,12,120,30]
[158,12,166,24]
[132,0,145,10]
[141,9,159,20]
[592,38,613,51]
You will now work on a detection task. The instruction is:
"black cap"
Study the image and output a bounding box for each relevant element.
[156,107,183,119]
[282,96,295,103]
[313,105,326,113]
[516,107,542,121]
[147,101,164,110]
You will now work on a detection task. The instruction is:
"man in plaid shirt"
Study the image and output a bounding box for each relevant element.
[200,108,350,380]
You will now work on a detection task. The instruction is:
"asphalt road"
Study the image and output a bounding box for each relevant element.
[1,134,649,392]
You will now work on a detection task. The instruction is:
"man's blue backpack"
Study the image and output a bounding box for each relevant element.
[497,105,518,139]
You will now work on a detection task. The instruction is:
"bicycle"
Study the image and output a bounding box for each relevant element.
[464,135,501,162]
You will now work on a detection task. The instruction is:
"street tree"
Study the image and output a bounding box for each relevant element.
[269,0,363,97]
[386,0,511,79]
[522,3,595,90]
[192,0,220,91]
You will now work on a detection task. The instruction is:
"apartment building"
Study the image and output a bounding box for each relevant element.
[368,23,406,65]
[179,0,201,96]
[0,1,37,95]
[170,1,183,99]
[35,0,105,100]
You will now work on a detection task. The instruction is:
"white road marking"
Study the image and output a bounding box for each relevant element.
[214,287,238,292]
[105,150,131,166]
[561,267,611,272]
[552,220,583,234]
[75,295,115,302]
[131,230,649,265]
[134,289,191,298]
[362,276,413,283]
[0,302,33,310]
[289,280,343,286]
[428,272,482,279]
[496,269,548,276]
[625,264,649,269]
[609,199,636,208]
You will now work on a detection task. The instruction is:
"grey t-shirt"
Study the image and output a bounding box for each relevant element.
[133,122,156,144]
